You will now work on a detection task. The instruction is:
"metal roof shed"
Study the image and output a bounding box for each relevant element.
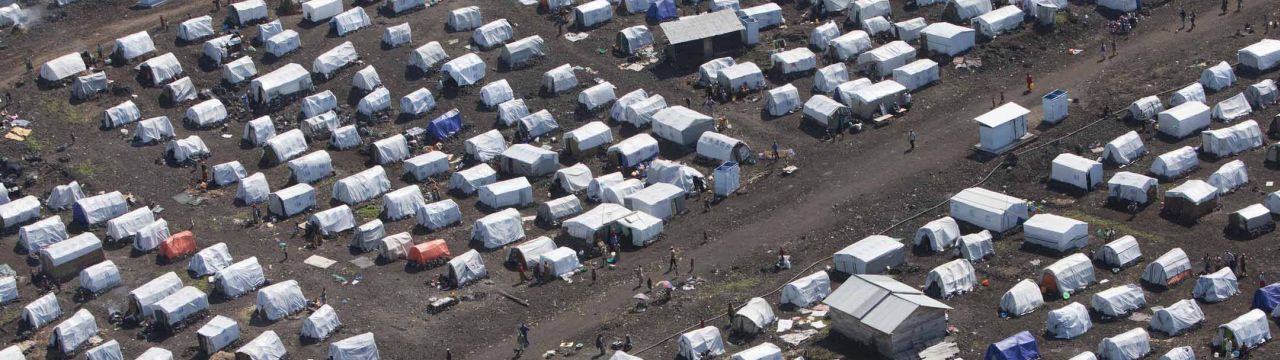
[659,10,744,59]
[823,274,952,360]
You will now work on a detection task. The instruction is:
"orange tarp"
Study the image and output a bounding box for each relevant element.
[160,231,198,259]
[408,239,451,264]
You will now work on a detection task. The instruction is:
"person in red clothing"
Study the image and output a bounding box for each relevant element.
[1025,74,1034,93]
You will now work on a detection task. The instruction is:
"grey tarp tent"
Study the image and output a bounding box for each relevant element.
[256,280,306,321]
[46,181,85,210]
[564,121,613,156]
[480,177,535,209]
[1097,328,1151,360]
[188,242,233,277]
[1193,267,1239,303]
[1101,131,1146,166]
[956,230,994,262]
[332,166,392,205]
[73,191,128,226]
[555,163,594,193]
[732,297,776,334]
[473,19,515,50]
[814,63,849,95]
[0,195,40,229]
[40,53,86,83]
[235,173,270,205]
[350,219,384,252]
[780,271,831,307]
[165,78,197,104]
[39,233,105,282]
[103,100,142,129]
[331,125,361,150]
[499,35,547,69]
[213,257,265,298]
[152,286,209,329]
[51,308,97,355]
[1150,299,1204,336]
[85,340,123,360]
[302,304,341,340]
[472,208,524,248]
[410,41,450,74]
[223,57,257,85]
[72,72,109,100]
[1046,302,1092,339]
[269,184,316,218]
[1199,61,1236,92]
[417,199,462,230]
[403,151,449,181]
[23,293,62,330]
[1095,235,1142,269]
[312,42,359,78]
[329,333,379,360]
[1141,248,1192,288]
[133,116,176,144]
[833,235,904,274]
[308,205,355,237]
[128,272,182,321]
[448,6,482,31]
[19,216,67,253]
[579,82,616,112]
[250,63,312,104]
[400,88,437,116]
[372,134,410,165]
[177,16,215,42]
[652,106,714,146]
[382,23,411,48]
[517,110,560,140]
[382,185,426,221]
[78,260,121,295]
[449,164,498,194]
[166,135,211,163]
[500,144,559,177]
[913,216,960,253]
[356,87,392,117]
[196,315,239,354]
[1212,309,1270,353]
[442,53,486,86]
[765,84,802,117]
[480,79,514,108]
[1041,253,1095,295]
[265,30,301,58]
[1090,284,1147,318]
[212,161,248,187]
[289,150,334,184]
[113,31,156,61]
[237,330,287,360]
[133,218,169,252]
[498,99,530,127]
[464,129,507,162]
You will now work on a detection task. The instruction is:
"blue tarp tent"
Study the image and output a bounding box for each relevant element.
[984,331,1040,360]
[1252,283,1280,313]
[428,108,463,141]
[646,0,676,22]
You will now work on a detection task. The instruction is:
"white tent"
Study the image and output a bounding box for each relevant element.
[709,0,740,11]
[973,5,1023,37]
[1164,180,1217,217]
[922,23,976,58]
[19,216,67,252]
[678,326,725,359]
[810,22,840,51]
[356,88,391,117]
[716,62,767,92]
[924,259,976,298]
[1170,83,1206,107]
[177,16,214,42]
[805,94,849,130]
[948,187,1027,233]
[732,297,776,334]
[332,166,392,205]
[1212,93,1253,121]
[846,80,908,120]
[914,216,960,253]
[956,230,994,262]
[537,195,582,225]
[480,79,514,108]
[73,191,128,226]
[646,159,705,195]
[46,181,84,211]
[480,177,534,209]
[538,247,581,278]
[0,196,40,229]
[765,84,803,116]
[1051,153,1103,191]
[828,30,873,61]
[372,134,410,165]
[23,293,62,330]
[236,330,286,358]
[602,179,645,205]
[416,199,462,230]
[223,57,257,84]
[1246,79,1278,109]
[113,31,156,61]
[106,206,155,241]
[892,59,939,92]
[579,82,616,111]
[265,30,301,58]
[1239,39,1280,72]
[350,220,384,252]
[153,286,209,327]
[500,144,559,177]
[1129,96,1163,122]
[1042,253,1095,294]
[780,271,831,307]
[308,205,355,237]
[742,3,784,27]
[71,72,109,100]
[697,57,736,87]
[1090,284,1146,318]
[508,237,557,268]
[103,100,142,129]
[499,36,547,69]
[850,0,890,22]
[352,65,382,92]
[975,102,1030,153]
[564,122,613,156]
[1098,328,1151,360]
[85,340,123,360]
[945,0,992,21]
[128,272,181,321]
[1193,267,1239,303]
[771,48,818,76]
[377,232,412,260]
[136,348,173,360]
[1207,159,1248,194]
[564,203,631,240]
[449,6,483,31]
[300,91,338,120]
[268,184,316,218]
[51,308,97,355]
[473,19,514,49]
[625,183,685,220]
[382,23,411,48]
[556,163,594,193]
[313,42,359,78]
[1214,310,1271,351]
[450,164,498,194]
[622,95,668,128]
[404,151,449,181]
[166,135,211,163]
[1095,235,1142,269]
[814,63,849,95]
[229,0,267,24]
[256,280,306,321]
[575,0,612,27]
[1150,299,1204,337]
[472,208,524,249]
[289,150,334,184]
[731,343,782,360]
[856,41,916,77]
[614,211,662,247]
[79,260,121,294]
[1046,302,1092,339]
[196,315,239,354]
[212,161,248,187]
[697,132,752,164]
[185,99,227,128]
[448,250,487,286]
[833,235,904,274]
[495,99,531,128]
[250,63,311,104]
[1200,61,1236,91]
[653,106,714,146]
[612,90,648,123]
[188,242,232,277]
[302,0,343,22]
[410,41,450,75]
[331,125,361,150]
[616,26,654,56]
[40,53,86,83]
[132,218,169,252]
[1229,204,1272,236]
[518,110,560,140]
[894,17,928,43]
[588,173,626,201]
[0,3,20,26]
[302,304,341,340]
[1101,131,1146,165]
[400,88,437,117]
[203,35,243,66]
[1149,146,1198,179]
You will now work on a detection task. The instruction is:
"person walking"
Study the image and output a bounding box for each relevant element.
[1180,7,1187,29]
[772,140,780,160]
[518,323,530,348]
[1190,11,1196,28]
[1099,42,1107,61]
[668,246,679,272]
[908,130,917,150]
[1239,254,1248,276]
[160,15,167,30]
[596,334,606,355]
[1025,73,1034,93]
[279,240,289,262]
[1221,0,1228,14]
[1111,39,1117,57]
[1237,0,1242,12]
[590,267,597,285]
[446,348,453,360]
[646,277,652,292]
[688,257,695,274]
[635,266,644,288]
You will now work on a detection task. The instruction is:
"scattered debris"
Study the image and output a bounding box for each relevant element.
[564,32,589,42]
[349,256,376,269]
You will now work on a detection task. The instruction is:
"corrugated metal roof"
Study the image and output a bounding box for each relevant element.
[823,275,951,334]
[660,10,745,45]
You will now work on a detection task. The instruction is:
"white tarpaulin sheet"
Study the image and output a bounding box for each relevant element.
[1194,267,1239,303]
[556,164,594,194]
[185,100,227,128]
[448,250,487,286]
[85,340,123,360]
[1102,131,1146,165]
[698,57,736,86]
[308,205,355,236]
[212,161,248,187]
[333,166,391,205]
[716,62,766,91]
[382,23,411,48]
[237,330,287,360]
[828,30,872,61]
[230,0,267,24]
[810,22,840,51]
[1246,79,1278,109]
[1170,83,1206,107]
[1090,284,1146,317]
[1046,302,1092,339]
[313,42,358,77]
[265,30,300,58]
[1207,160,1248,194]
[1214,309,1270,350]
[1000,279,1044,316]
[41,53,86,82]
[538,247,581,277]
[892,59,939,91]
[177,16,214,42]
[974,5,1023,37]
[1203,120,1262,157]
[921,23,975,56]
[781,271,831,307]
[411,41,449,74]
[565,203,630,239]
[46,181,84,211]
[114,31,156,61]
[265,129,309,164]
[1212,93,1253,121]
[498,99,530,127]
[518,110,560,140]
[0,195,39,228]
[1150,146,1199,179]
[575,0,612,27]
[153,286,209,326]
[372,134,409,164]
[196,315,239,353]
[189,242,232,277]
[924,259,976,298]
[256,280,306,321]
[472,208,524,248]
[24,293,61,329]
[417,199,462,230]
[214,257,265,298]
[303,0,343,22]
[449,6,482,31]
[1096,235,1141,269]
[377,232,412,260]
[52,308,97,354]
[946,0,992,21]
[289,151,333,184]
[351,220,384,252]
[1098,328,1150,360]
[166,135,210,163]
[382,186,426,221]
[329,333,379,360]
[857,41,918,77]
[355,87,389,116]
[623,95,667,127]
[678,326,725,359]
[103,101,142,129]
[588,173,625,201]
[565,121,612,154]
[508,237,557,268]
[465,129,508,162]
[612,89,648,122]
[404,151,449,181]
[1200,61,1235,91]
[73,191,127,226]
[223,57,257,84]
[500,36,547,68]
[653,106,714,146]
[914,216,960,252]
[1051,153,1103,191]
[106,207,154,241]
[473,19,514,49]
[957,230,994,262]
[19,216,66,252]
[732,297,776,333]
[771,48,817,75]
[646,159,705,195]
[302,91,338,119]
[766,84,802,116]
[1043,253,1095,294]
[129,272,181,321]
[450,164,497,194]
[1150,299,1204,336]
[814,63,849,95]
[579,82,616,111]
[250,63,311,103]
[948,187,1027,233]
[833,235,904,274]
[352,65,381,92]
[302,304,341,339]
[401,88,437,116]
[1239,39,1280,71]
[480,79,514,108]
[480,177,534,209]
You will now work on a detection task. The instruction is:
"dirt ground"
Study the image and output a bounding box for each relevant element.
[1,0,1279,358]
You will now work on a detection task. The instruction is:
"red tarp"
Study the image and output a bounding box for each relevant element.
[408,239,451,264]
[160,231,198,260]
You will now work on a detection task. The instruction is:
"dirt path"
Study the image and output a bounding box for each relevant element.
[468,2,1278,358]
